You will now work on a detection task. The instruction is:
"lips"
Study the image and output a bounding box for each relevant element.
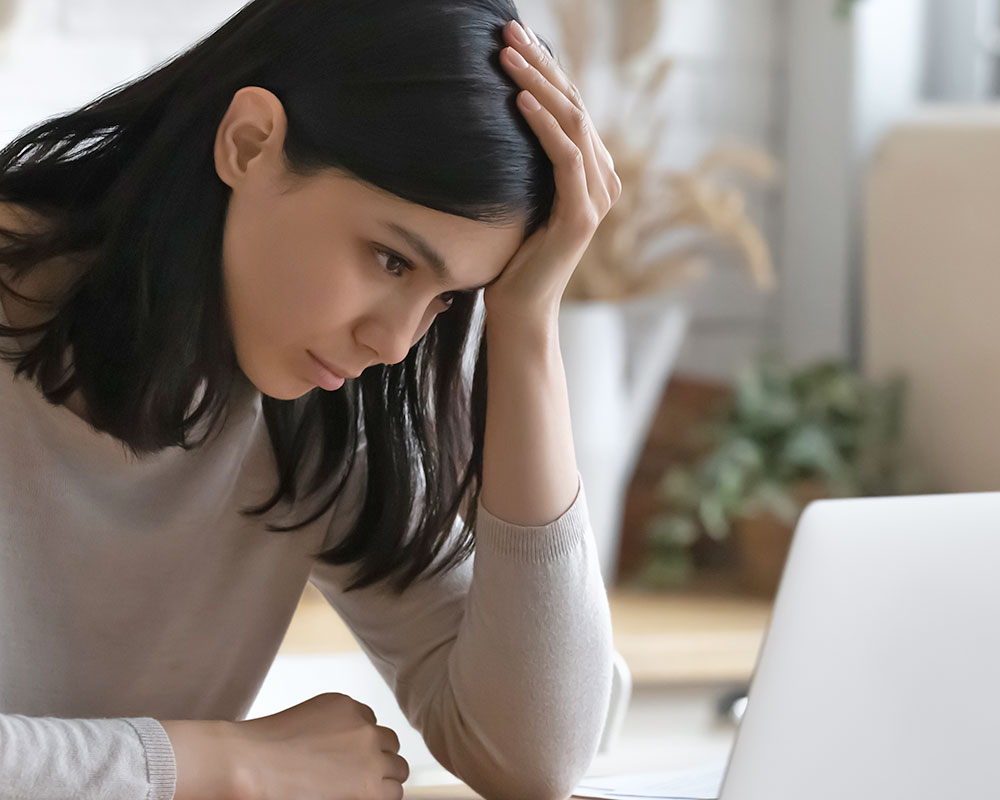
[308,351,359,380]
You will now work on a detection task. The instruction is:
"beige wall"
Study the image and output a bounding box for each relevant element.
[865,106,1000,492]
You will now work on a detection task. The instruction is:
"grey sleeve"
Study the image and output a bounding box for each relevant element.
[309,470,615,800]
[0,713,176,800]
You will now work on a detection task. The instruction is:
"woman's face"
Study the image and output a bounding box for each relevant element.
[215,87,526,400]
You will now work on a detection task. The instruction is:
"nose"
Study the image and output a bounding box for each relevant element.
[358,299,433,367]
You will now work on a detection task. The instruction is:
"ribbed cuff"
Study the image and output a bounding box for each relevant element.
[124,717,177,800]
[475,471,591,563]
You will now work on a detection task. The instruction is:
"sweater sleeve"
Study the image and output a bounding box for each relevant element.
[307,470,615,800]
[0,713,176,800]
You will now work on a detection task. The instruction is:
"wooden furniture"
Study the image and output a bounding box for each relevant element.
[404,784,507,799]
[405,782,641,799]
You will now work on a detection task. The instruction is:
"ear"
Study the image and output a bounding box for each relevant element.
[213,86,287,191]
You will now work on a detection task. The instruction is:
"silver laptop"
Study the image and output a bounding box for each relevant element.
[578,492,1000,799]
[724,491,1000,799]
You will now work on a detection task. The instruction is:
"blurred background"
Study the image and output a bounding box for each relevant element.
[3,0,998,788]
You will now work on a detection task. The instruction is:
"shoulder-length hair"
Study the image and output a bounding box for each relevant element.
[0,0,555,594]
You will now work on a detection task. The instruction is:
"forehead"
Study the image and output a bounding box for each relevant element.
[293,169,525,284]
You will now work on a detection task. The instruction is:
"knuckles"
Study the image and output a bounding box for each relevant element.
[567,106,590,137]
[610,173,623,202]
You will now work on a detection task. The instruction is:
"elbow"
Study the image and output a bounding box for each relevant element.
[452,726,602,800]
[515,766,590,800]
[420,650,613,800]
[460,766,584,800]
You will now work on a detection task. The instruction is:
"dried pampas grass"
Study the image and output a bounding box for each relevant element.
[614,0,662,66]
[548,0,778,302]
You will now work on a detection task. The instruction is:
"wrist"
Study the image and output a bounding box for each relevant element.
[486,310,557,351]
[484,289,560,338]
[161,719,247,800]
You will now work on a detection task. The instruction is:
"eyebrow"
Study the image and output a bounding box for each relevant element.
[381,221,501,292]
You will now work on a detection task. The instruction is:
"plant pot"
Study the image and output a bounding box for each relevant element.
[733,480,829,599]
[733,512,793,599]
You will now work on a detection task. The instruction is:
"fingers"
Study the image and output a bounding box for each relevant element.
[502,20,620,219]
[380,751,409,800]
[514,89,593,234]
[500,44,607,211]
[509,18,614,183]
[506,21,580,116]
[516,20,618,188]
[383,751,410,782]
[377,724,401,753]
[355,701,377,725]
[518,20,620,202]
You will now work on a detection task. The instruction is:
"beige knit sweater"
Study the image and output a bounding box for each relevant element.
[0,296,614,800]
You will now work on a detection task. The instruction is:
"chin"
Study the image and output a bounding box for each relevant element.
[237,357,315,400]
[262,385,315,401]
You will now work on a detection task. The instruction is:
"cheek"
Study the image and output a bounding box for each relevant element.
[224,207,292,347]
[223,201,349,363]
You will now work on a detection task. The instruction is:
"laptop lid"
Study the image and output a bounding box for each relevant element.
[718,492,1000,800]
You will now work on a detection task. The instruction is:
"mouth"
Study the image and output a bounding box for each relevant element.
[307,350,351,390]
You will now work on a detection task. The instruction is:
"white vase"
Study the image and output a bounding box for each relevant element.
[557,288,690,586]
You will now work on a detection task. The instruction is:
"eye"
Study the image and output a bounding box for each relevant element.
[373,246,414,278]
[373,246,460,311]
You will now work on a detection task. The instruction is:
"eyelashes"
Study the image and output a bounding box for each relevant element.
[373,245,459,309]
[374,246,414,278]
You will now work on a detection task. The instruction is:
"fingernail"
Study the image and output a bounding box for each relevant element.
[506,47,529,68]
[519,91,541,111]
[509,19,532,46]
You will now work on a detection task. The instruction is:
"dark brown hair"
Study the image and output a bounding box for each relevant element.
[0,0,556,593]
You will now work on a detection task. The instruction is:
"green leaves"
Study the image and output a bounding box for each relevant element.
[781,425,845,479]
[647,515,699,548]
[634,355,914,591]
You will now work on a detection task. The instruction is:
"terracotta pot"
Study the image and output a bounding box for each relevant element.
[733,481,829,599]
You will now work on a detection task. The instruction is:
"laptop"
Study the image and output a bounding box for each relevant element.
[576,492,1000,800]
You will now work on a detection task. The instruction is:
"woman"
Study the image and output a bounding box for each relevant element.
[0,0,621,798]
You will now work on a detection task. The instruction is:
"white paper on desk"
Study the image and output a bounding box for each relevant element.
[572,762,725,800]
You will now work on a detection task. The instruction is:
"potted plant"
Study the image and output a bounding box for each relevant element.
[633,355,923,597]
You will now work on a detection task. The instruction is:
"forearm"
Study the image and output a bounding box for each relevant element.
[480,313,579,527]
[461,311,611,796]
[430,480,614,800]
[0,713,174,800]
